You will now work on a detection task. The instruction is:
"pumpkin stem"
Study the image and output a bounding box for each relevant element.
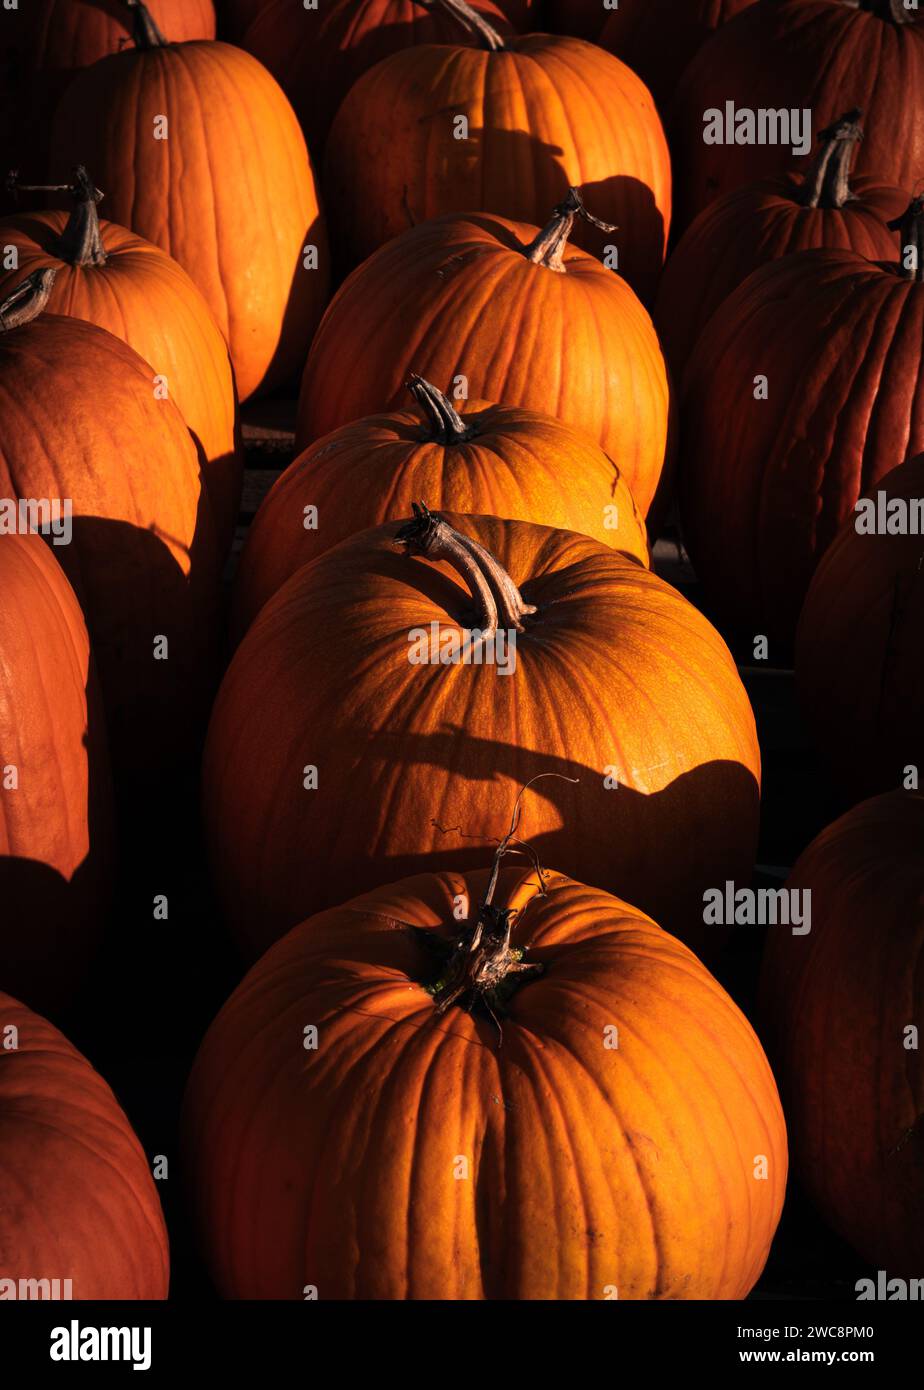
[423,776,578,1031]
[798,108,863,209]
[407,375,475,444]
[522,188,617,273]
[123,0,169,48]
[889,196,924,283]
[10,166,107,266]
[859,0,917,21]
[0,269,57,332]
[415,0,506,51]
[396,503,537,638]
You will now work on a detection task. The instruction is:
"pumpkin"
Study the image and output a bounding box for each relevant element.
[655,110,904,375]
[323,0,671,302]
[0,535,114,1017]
[671,0,924,229]
[0,991,169,1298]
[600,0,757,112]
[759,791,923,1275]
[203,507,760,961]
[241,0,514,160]
[232,378,649,640]
[1,167,242,551]
[182,853,786,1299]
[679,199,924,648]
[543,0,607,41]
[2,0,215,201]
[0,271,222,782]
[297,196,672,518]
[222,0,533,41]
[796,456,924,802]
[50,9,330,402]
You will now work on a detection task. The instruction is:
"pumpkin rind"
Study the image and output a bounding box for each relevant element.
[323,34,671,302]
[241,0,514,159]
[758,792,924,1275]
[297,211,672,517]
[671,0,924,228]
[0,991,169,1298]
[0,198,242,551]
[203,511,760,960]
[232,391,650,640]
[680,246,924,645]
[51,40,330,402]
[0,535,114,1015]
[182,866,787,1299]
[0,303,222,780]
[654,126,903,374]
[796,456,924,800]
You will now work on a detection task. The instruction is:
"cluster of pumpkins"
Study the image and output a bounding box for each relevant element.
[1,0,922,1302]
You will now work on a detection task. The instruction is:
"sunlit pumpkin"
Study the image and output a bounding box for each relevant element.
[241,0,513,159]
[600,0,757,111]
[232,377,649,639]
[656,110,903,374]
[671,0,924,229]
[796,456,924,801]
[204,507,760,961]
[2,0,215,201]
[324,0,671,301]
[0,534,114,1016]
[680,198,924,647]
[183,853,786,1299]
[298,196,672,518]
[759,791,923,1275]
[0,167,242,550]
[0,271,221,781]
[50,6,330,401]
[0,991,169,1298]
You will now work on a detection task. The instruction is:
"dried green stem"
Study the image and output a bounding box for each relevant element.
[798,109,863,209]
[522,187,617,273]
[407,376,475,444]
[0,269,57,331]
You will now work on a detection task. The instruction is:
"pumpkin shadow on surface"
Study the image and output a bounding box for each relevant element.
[0,690,115,1024]
[54,494,223,791]
[258,208,331,399]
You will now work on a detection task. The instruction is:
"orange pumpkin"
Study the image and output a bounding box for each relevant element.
[759,791,923,1275]
[655,110,905,375]
[298,197,672,518]
[1,167,242,551]
[50,11,330,401]
[680,200,924,646]
[183,856,786,1299]
[324,0,671,301]
[203,508,760,961]
[0,271,221,782]
[241,0,513,159]
[232,378,649,640]
[796,456,924,801]
[0,991,169,1298]
[0,535,114,1016]
[2,0,215,200]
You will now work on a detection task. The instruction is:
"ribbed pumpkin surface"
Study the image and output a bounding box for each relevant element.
[0,991,169,1298]
[183,867,786,1299]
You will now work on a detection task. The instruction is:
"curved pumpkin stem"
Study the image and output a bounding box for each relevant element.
[798,109,863,209]
[523,188,617,273]
[10,166,107,266]
[422,776,578,1031]
[889,196,924,283]
[416,0,506,51]
[396,503,537,638]
[123,0,168,48]
[407,376,475,444]
[0,269,57,332]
